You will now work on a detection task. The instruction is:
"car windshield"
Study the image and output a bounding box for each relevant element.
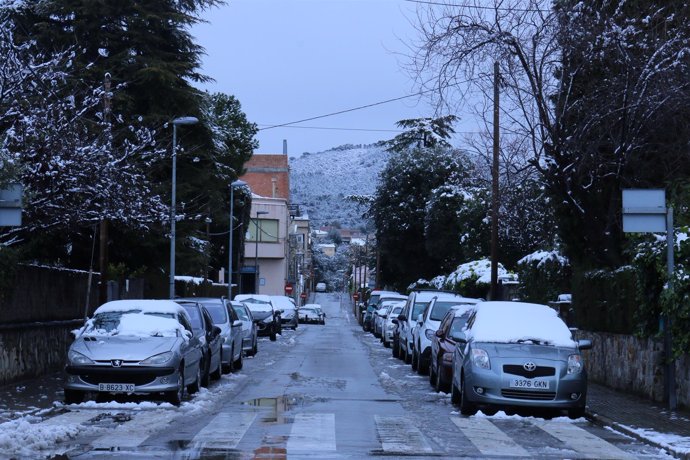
[180,305,203,329]
[301,308,318,314]
[244,301,273,312]
[368,294,381,306]
[430,301,470,321]
[200,302,227,324]
[450,315,471,335]
[391,306,403,315]
[233,306,250,321]
[87,310,180,337]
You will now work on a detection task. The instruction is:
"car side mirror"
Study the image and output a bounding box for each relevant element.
[212,326,221,337]
[435,330,444,338]
[397,314,407,322]
[232,320,242,328]
[183,330,193,340]
[578,339,592,350]
[323,313,327,317]
[275,310,283,315]
[392,319,399,325]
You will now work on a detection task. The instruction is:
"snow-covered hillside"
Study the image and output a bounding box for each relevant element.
[289,144,390,228]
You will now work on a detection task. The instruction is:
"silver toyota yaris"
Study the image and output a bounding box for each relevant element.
[451,301,592,418]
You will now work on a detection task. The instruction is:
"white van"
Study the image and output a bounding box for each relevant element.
[315,282,327,292]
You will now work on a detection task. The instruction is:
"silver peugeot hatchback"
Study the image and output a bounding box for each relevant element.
[451,301,591,418]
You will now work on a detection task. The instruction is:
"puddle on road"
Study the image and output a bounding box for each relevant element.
[242,395,303,424]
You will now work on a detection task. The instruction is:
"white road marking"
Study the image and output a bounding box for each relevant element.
[375,415,433,454]
[287,413,336,453]
[91,410,176,449]
[192,411,257,449]
[536,420,634,460]
[39,410,97,426]
[451,416,530,457]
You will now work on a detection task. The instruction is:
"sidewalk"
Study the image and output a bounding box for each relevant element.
[587,382,690,459]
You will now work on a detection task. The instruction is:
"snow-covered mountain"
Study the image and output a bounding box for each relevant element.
[289,144,390,228]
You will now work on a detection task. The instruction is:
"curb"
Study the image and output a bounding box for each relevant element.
[586,410,689,460]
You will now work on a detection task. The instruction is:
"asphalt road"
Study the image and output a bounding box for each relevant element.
[0,293,670,459]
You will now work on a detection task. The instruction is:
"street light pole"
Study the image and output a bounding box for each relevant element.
[228,180,247,300]
[254,210,269,293]
[169,116,198,299]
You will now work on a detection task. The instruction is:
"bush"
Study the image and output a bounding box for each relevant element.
[516,250,571,304]
[571,267,637,334]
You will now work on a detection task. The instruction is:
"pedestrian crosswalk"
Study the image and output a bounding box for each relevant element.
[36,408,643,459]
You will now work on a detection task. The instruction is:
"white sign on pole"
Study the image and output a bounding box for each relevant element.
[622,189,666,232]
[0,184,22,227]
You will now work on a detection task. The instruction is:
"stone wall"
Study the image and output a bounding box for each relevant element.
[576,330,689,409]
[0,321,80,384]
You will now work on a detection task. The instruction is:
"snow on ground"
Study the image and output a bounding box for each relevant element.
[622,425,690,456]
[0,373,246,458]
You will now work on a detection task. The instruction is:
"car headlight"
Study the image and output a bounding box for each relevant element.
[68,350,94,365]
[567,354,582,374]
[424,329,435,340]
[471,348,490,370]
[140,351,174,365]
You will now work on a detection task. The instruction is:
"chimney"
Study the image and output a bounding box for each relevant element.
[283,139,288,155]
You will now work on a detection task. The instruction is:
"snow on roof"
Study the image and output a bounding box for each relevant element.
[234,294,272,302]
[88,313,185,337]
[467,301,576,348]
[174,276,207,285]
[94,300,186,316]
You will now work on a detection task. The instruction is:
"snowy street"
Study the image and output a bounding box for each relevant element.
[0,293,671,459]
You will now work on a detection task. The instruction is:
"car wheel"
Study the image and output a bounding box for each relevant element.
[165,367,184,405]
[211,352,222,380]
[451,379,461,405]
[64,389,85,405]
[392,340,399,357]
[233,347,243,371]
[459,376,477,416]
[404,345,412,364]
[436,361,449,393]
[383,339,390,348]
[188,362,202,394]
[270,329,277,341]
[251,337,258,355]
[417,351,428,376]
[429,360,437,386]
[411,349,418,371]
[568,407,585,419]
[201,354,211,387]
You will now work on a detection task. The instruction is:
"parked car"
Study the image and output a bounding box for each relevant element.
[364,292,406,332]
[176,300,223,387]
[411,293,480,375]
[360,289,398,325]
[177,297,243,373]
[383,301,405,349]
[397,289,447,364]
[234,294,281,341]
[231,301,258,356]
[451,301,592,418]
[64,299,204,406]
[299,304,325,324]
[271,295,299,330]
[429,304,477,392]
[316,282,327,292]
[374,299,404,338]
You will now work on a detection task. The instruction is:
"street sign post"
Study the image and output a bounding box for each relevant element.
[622,189,676,410]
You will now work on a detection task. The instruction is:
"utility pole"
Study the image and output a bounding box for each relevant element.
[99,73,111,305]
[490,61,500,300]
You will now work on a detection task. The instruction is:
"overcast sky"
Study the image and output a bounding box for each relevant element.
[191,0,444,156]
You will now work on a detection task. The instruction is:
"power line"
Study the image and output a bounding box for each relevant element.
[257,124,403,133]
[403,0,550,13]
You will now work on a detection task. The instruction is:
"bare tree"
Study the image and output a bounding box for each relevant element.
[408,0,690,266]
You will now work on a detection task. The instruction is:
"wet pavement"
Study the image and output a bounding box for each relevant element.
[0,292,683,459]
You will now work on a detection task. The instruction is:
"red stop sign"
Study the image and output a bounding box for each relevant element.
[285,284,293,294]
[300,292,307,299]
[353,293,360,301]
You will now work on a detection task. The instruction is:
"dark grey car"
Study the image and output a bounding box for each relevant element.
[64,300,204,406]
[178,297,244,373]
[177,301,223,388]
